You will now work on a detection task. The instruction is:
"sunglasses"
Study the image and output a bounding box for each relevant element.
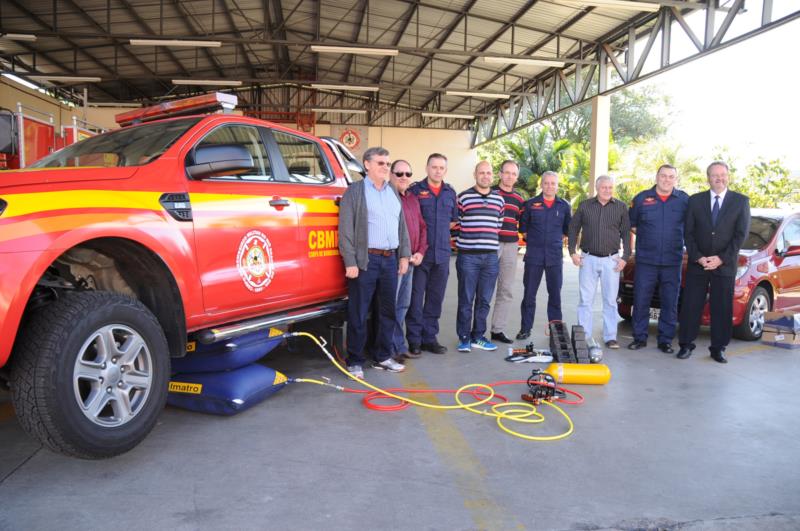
[393,171,413,178]
[371,160,390,166]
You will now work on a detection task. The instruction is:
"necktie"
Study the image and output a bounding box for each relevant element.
[711,195,720,226]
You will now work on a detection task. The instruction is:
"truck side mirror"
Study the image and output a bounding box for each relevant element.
[186,144,254,179]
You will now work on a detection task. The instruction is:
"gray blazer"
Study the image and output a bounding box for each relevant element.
[338,179,411,270]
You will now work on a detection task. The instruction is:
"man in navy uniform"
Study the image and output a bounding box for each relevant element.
[627,164,689,353]
[406,153,459,355]
[517,171,572,340]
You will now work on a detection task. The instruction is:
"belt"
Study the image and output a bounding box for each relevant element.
[582,250,618,258]
[367,248,396,256]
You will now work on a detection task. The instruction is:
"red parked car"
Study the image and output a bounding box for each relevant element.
[618,209,800,340]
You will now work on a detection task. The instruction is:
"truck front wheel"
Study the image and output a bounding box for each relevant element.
[10,291,169,459]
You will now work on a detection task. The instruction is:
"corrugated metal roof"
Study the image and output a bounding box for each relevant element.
[2,0,761,128]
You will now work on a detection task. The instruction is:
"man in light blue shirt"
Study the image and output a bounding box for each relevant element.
[364,174,401,250]
[338,146,411,378]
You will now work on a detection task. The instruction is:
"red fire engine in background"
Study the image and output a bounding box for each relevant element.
[0,103,104,169]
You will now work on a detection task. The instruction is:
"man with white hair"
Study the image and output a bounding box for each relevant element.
[567,176,631,349]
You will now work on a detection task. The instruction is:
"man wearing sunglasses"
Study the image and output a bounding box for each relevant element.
[338,147,411,378]
[406,153,459,356]
[388,160,428,361]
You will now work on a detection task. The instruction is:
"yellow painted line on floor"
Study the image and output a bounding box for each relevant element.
[396,364,522,531]
[0,401,15,423]
[727,343,770,356]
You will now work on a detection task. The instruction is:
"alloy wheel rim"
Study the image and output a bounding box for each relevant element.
[72,324,153,427]
[749,294,769,336]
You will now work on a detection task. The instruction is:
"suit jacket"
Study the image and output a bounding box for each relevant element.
[684,189,751,277]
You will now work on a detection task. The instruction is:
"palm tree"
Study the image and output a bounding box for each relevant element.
[502,126,572,197]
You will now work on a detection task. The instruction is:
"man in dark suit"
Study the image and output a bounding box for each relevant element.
[677,161,750,363]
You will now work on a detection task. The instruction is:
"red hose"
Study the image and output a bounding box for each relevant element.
[339,379,583,411]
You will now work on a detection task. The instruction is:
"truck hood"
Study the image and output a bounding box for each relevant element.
[0,166,139,189]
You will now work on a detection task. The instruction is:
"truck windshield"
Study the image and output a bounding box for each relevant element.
[30,117,202,168]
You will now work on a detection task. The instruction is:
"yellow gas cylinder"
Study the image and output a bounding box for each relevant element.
[544,363,611,385]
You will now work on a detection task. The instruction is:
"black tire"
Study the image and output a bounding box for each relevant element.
[733,286,771,341]
[9,291,169,459]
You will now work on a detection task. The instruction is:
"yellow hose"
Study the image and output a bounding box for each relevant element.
[292,331,574,441]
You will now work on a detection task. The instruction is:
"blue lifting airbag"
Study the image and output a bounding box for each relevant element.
[174,329,285,373]
[167,363,288,415]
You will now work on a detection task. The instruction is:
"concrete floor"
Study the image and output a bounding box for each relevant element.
[1,256,799,531]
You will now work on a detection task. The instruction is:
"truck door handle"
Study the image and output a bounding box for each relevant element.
[269,197,290,209]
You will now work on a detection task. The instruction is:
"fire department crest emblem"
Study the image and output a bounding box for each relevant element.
[236,230,274,293]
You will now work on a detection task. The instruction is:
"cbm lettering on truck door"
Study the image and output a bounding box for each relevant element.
[267,129,346,300]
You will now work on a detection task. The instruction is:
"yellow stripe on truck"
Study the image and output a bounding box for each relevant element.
[2,190,163,218]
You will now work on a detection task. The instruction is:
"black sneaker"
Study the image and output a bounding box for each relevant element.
[491,332,514,344]
[408,344,422,356]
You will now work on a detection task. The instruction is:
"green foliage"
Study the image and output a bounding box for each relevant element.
[615,140,705,203]
[478,85,798,209]
[548,86,669,147]
[733,159,800,208]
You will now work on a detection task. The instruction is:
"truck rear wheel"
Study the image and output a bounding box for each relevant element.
[10,291,169,459]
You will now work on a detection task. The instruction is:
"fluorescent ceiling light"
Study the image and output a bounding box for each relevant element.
[310,84,379,92]
[445,90,509,99]
[29,75,101,83]
[1,33,37,42]
[422,112,475,119]
[483,56,566,67]
[562,0,661,12]
[2,72,40,90]
[130,39,223,48]
[311,108,368,114]
[172,79,243,86]
[310,45,398,56]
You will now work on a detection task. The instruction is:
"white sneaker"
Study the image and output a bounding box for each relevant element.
[375,358,405,373]
[347,365,364,379]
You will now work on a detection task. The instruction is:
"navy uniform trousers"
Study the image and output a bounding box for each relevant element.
[632,262,681,345]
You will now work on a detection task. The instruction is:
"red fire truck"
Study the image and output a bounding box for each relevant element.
[0,93,351,458]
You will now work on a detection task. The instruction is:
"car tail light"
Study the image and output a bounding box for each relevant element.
[735,255,749,280]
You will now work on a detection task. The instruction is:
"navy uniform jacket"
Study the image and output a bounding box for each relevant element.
[519,194,572,266]
[410,179,459,265]
[629,186,689,266]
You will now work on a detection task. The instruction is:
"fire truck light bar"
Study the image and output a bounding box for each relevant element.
[115,92,238,126]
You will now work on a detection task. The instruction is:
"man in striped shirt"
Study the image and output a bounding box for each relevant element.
[489,160,525,345]
[455,161,505,352]
[567,175,631,349]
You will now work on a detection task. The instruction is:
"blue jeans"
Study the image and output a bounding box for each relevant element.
[346,253,398,366]
[456,252,499,341]
[391,264,414,355]
[577,254,620,342]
